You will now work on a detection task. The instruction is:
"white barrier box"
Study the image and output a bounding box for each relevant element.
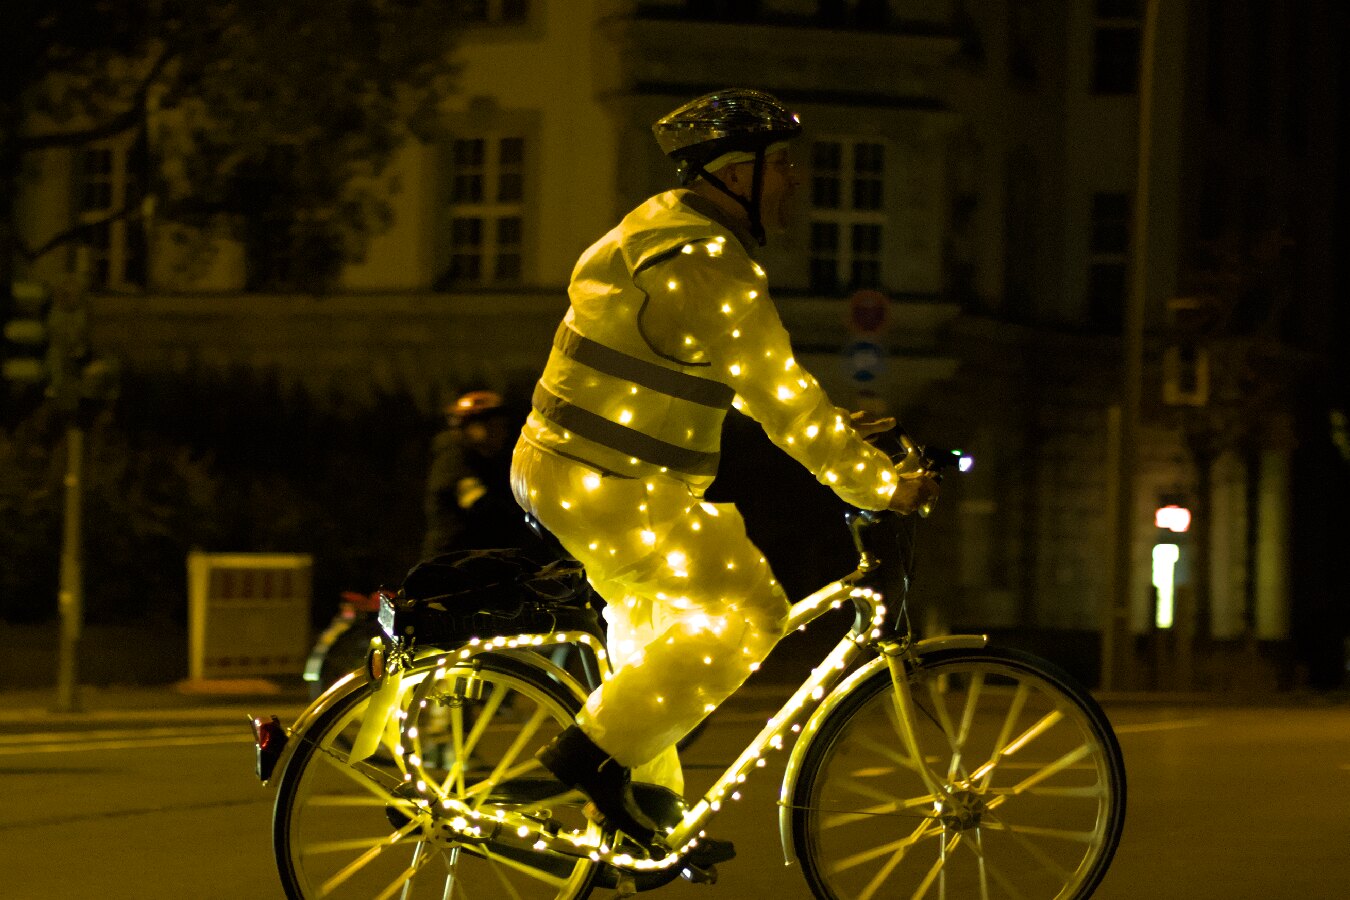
[187,551,313,681]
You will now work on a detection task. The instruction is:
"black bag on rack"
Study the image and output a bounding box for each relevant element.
[379,548,601,646]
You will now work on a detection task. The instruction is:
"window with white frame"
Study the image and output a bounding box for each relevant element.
[808,139,886,294]
[443,135,526,286]
[455,0,530,25]
[74,139,146,289]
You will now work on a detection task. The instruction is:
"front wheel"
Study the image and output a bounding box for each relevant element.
[792,647,1126,900]
[272,652,602,899]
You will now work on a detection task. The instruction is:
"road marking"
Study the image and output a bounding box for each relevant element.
[0,725,254,756]
[1113,717,1211,734]
[0,705,308,725]
[0,733,254,756]
[0,725,245,746]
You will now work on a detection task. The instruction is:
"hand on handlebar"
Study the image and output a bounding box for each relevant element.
[850,410,896,439]
[888,470,940,516]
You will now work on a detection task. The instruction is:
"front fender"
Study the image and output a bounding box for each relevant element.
[776,633,989,866]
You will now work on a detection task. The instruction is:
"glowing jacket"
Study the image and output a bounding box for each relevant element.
[523,190,898,511]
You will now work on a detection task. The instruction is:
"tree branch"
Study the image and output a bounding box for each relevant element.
[12,202,145,263]
[18,50,173,153]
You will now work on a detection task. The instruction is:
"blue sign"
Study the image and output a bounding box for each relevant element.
[843,340,886,383]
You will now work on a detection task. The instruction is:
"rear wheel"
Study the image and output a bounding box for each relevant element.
[274,653,601,899]
[792,647,1126,900]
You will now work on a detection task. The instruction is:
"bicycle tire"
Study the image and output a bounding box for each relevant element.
[791,646,1126,900]
[273,652,601,899]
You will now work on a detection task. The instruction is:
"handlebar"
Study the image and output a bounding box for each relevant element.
[867,427,972,517]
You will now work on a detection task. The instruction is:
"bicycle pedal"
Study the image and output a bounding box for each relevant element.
[680,862,718,885]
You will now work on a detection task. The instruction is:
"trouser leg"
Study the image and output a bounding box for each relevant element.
[511,441,789,778]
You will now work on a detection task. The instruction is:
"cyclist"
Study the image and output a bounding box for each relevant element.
[424,389,543,556]
[510,89,938,848]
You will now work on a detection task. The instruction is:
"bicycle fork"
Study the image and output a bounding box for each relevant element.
[881,645,955,803]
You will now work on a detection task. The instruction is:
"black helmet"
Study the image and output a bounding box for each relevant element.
[654,88,802,183]
[653,89,802,245]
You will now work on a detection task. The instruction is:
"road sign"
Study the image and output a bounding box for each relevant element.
[848,289,890,335]
[843,339,886,383]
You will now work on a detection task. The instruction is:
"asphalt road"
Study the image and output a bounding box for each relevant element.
[1,690,1347,899]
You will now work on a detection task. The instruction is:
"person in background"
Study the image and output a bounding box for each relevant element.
[424,389,536,556]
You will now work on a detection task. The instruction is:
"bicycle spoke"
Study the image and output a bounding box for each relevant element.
[370,842,438,900]
[462,756,546,800]
[836,770,927,807]
[486,851,530,900]
[1009,742,1092,794]
[990,781,1105,799]
[908,831,962,900]
[856,732,931,775]
[980,683,1029,790]
[950,674,984,781]
[317,818,423,897]
[477,846,571,890]
[441,683,509,797]
[827,820,943,875]
[921,675,980,784]
[468,706,552,810]
[954,835,1030,900]
[304,835,410,857]
[985,819,1097,845]
[968,708,1064,785]
[305,794,397,808]
[819,794,940,829]
[316,750,406,803]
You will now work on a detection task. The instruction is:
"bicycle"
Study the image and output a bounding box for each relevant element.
[252,434,1126,899]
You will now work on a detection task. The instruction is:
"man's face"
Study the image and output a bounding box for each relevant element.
[459,415,513,456]
[724,147,800,234]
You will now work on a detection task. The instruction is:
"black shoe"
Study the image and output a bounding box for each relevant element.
[536,725,663,848]
[592,783,736,891]
[629,783,736,866]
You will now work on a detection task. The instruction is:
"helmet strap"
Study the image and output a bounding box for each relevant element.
[692,147,768,246]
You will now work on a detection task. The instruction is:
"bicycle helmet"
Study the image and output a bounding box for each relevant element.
[653,88,802,245]
[447,389,506,425]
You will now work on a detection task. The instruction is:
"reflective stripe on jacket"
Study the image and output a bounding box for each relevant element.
[523,189,899,509]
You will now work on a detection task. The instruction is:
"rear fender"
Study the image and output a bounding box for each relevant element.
[265,640,594,786]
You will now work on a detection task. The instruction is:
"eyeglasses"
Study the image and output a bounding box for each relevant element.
[730,156,797,172]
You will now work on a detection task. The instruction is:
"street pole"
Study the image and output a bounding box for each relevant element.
[1104,0,1159,692]
[54,423,85,713]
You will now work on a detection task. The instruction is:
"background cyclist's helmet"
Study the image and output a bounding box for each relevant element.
[447,389,505,426]
[652,88,802,244]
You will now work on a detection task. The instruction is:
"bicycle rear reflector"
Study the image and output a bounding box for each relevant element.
[251,715,288,783]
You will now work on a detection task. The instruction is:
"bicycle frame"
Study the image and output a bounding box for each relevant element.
[399,568,987,877]
[260,501,996,878]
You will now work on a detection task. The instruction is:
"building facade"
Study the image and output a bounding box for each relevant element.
[14,0,1346,686]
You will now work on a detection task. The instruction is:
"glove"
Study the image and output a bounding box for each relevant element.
[888,471,940,516]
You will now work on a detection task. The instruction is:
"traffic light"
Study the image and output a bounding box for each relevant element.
[2,280,51,385]
[2,277,117,413]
